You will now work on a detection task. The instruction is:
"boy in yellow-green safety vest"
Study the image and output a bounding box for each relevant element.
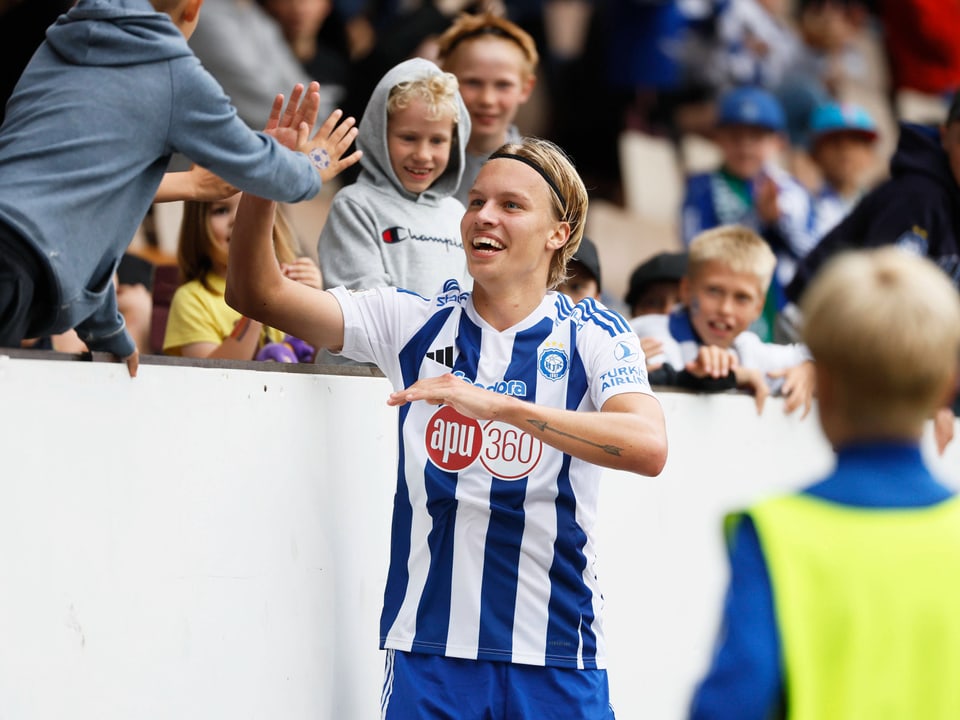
[690,246,960,720]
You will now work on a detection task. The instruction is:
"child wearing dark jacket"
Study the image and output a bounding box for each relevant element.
[788,93,960,303]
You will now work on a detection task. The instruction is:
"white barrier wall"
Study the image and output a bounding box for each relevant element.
[2,355,958,719]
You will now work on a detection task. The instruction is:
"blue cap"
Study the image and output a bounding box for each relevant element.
[717,86,786,132]
[808,101,878,143]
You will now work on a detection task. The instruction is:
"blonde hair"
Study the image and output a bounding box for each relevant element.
[436,12,539,80]
[687,225,776,293]
[178,199,299,292]
[491,137,588,289]
[802,247,960,427]
[387,72,461,123]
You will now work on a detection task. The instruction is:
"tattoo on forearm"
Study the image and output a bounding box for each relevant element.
[230,317,252,341]
[526,419,623,456]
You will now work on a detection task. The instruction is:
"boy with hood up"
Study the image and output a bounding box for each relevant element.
[0,0,359,376]
[318,58,473,298]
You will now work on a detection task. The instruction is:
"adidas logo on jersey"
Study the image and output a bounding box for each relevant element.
[426,345,455,368]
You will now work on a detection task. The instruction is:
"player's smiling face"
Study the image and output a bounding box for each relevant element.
[387,99,455,194]
[681,260,765,348]
[462,157,566,288]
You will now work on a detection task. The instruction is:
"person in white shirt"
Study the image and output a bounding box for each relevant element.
[226,131,668,719]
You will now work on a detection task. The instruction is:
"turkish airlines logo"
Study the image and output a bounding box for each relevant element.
[425,406,542,480]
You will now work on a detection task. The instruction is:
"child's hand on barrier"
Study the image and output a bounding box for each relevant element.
[734,366,768,415]
[686,345,738,379]
[769,360,815,418]
[640,336,664,370]
[123,348,139,378]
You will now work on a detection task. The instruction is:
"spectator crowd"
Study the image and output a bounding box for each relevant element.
[3,0,960,718]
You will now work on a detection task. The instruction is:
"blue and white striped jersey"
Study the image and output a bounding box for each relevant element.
[331,280,655,670]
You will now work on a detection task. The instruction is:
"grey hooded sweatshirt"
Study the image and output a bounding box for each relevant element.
[318,58,472,297]
[0,0,321,357]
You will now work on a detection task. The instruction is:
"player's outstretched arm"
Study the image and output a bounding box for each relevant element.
[520,392,667,476]
[225,193,345,352]
[388,375,668,476]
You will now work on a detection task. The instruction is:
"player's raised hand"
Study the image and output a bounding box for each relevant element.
[263,84,362,183]
[300,109,362,183]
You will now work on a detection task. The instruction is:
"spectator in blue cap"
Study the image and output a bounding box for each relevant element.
[807,101,879,240]
[681,85,816,342]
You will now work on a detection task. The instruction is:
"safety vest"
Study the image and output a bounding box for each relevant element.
[742,493,960,720]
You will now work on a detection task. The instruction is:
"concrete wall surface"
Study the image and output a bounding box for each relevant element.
[2,355,957,719]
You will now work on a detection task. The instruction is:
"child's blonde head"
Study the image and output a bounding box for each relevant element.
[387,72,461,123]
[802,247,960,431]
[178,199,299,292]
[492,137,588,289]
[435,12,539,80]
[687,225,776,293]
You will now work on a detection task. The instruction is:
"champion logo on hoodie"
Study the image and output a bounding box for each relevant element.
[381,227,463,249]
[382,227,411,244]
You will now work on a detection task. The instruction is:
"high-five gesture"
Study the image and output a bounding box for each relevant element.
[264,81,362,183]
[300,108,362,183]
[264,82,319,140]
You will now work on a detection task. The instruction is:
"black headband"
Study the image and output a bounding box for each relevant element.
[489,152,567,213]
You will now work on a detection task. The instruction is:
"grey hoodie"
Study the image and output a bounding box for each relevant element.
[318,58,472,297]
[0,0,321,357]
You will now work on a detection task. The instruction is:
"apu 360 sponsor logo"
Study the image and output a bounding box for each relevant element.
[425,406,542,480]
